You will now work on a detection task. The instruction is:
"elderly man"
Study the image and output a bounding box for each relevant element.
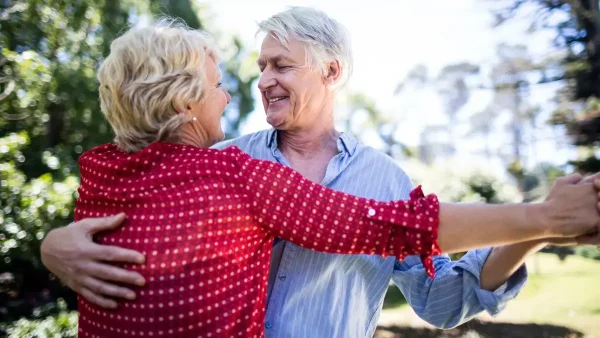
[41,7,600,337]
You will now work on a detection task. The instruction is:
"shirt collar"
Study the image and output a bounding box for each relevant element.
[266,128,279,150]
[337,132,358,156]
[266,128,358,156]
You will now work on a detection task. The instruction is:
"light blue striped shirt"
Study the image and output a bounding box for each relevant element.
[214,129,527,338]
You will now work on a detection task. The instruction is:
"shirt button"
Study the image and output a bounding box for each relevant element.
[265,322,273,329]
[278,275,286,281]
[368,208,376,216]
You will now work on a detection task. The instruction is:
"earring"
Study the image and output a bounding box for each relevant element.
[192,117,197,121]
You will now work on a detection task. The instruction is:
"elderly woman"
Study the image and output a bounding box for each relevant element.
[72,20,599,337]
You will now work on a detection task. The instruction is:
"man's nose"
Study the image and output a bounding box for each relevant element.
[258,69,276,92]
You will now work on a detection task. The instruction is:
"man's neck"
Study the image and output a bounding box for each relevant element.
[278,96,339,157]
[278,126,340,159]
[277,123,341,183]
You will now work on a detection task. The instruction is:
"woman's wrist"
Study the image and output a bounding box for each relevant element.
[525,202,561,238]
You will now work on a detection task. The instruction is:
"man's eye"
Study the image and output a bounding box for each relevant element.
[217,82,222,87]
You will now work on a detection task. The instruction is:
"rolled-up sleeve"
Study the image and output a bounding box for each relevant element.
[391,248,528,328]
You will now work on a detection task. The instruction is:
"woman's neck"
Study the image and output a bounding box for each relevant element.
[177,123,214,148]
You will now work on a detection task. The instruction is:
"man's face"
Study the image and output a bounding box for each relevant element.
[257,35,328,131]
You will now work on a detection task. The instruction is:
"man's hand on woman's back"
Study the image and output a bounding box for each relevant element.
[40,213,146,308]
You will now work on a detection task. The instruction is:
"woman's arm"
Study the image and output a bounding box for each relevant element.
[438,174,600,253]
[232,149,599,268]
[230,148,440,276]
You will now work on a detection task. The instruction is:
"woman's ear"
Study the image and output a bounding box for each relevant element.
[172,101,185,114]
[324,60,341,86]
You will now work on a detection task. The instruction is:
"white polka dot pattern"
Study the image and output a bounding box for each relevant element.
[74,142,441,337]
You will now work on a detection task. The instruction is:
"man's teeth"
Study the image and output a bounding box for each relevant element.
[269,97,286,103]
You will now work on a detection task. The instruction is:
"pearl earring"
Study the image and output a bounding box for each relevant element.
[192,117,197,121]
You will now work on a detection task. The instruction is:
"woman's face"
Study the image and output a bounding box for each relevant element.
[188,57,232,145]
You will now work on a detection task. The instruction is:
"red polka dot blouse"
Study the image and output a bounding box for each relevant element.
[75,142,441,338]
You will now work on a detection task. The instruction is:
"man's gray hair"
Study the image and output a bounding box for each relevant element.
[257,7,353,88]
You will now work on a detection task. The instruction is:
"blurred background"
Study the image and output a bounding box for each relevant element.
[1,0,599,337]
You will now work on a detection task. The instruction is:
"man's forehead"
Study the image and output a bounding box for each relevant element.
[258,40,304,64]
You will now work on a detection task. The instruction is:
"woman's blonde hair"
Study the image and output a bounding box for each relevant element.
[98,18,221,152]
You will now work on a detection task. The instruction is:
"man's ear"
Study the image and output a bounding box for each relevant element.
[324,60,341,86]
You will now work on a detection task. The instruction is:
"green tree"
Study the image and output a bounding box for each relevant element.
[0,0,134,322]
[492,0,600,261]
[0,0,257,324]
[345,93,414,159]
[0,133,79,322]
[492,0,600,173]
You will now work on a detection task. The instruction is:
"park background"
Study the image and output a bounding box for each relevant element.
[0,0,599,337]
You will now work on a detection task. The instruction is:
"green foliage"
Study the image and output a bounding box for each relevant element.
[496,1,600,173]
[459,174,508,204]
[0,133,77,265]
[4,312,77,338]
[0,132,78,322]
[221,37,260,138]
[2,300,77,337]
[0,0,257,325]
[574,246,600,260]
[0,0,130,181]
[0,0,133,321]
[345,93,413,159]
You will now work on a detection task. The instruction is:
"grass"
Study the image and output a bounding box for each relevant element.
[481,253,600,336]
[379,253,600,337]
[382,285,408,309]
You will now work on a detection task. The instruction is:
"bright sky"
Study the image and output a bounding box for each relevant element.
[201,0,574,172]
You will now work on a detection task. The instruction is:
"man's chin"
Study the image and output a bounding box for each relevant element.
[265,112,288,129]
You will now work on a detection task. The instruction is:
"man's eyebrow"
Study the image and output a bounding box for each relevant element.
[257,56,296,66]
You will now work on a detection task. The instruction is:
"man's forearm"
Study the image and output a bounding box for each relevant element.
[479,240,546,290]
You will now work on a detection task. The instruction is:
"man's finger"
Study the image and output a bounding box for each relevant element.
[594,179,600,191]
[79,287,118,309]
[81,213,127,234]
[580,172,600,184]
[92,244,145,265]
[81,276,136,300]
[86,261,145,287]
[556,173,583,185]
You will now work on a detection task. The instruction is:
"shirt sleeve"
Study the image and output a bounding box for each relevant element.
[229,147,442,278]
[386,176,528,328]
[391,249,527,328]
